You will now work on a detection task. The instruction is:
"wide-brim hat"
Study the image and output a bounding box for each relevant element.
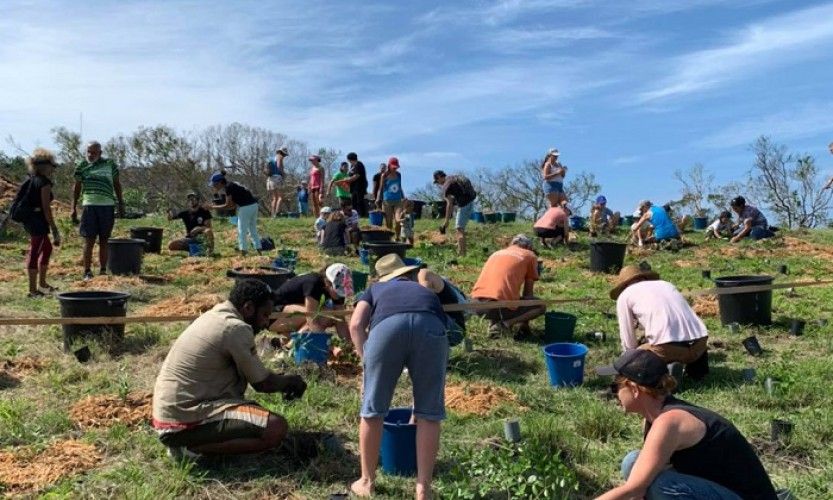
[610,265,660,300]
[375,253,420,282]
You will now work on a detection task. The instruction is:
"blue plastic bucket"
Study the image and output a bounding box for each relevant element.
[380,408,416,476]
[542,343,589,387]
[188,242,204,257]
[472,211,485,223]
[693,216,709,230]
[569,216,585,230]
[359,248,370,266]
[401,257,423,268]
[369,211,384,226]
[291,332,331,365]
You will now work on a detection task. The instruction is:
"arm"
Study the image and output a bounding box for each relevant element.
[303,296,321,330]
[616,297,638,350]
[212,197,234,210]
[41,185,60,245]
[113,175,125,217]
[522,279,534,298]
[349,300,372,358]
[71,181,82,222]
[441,194,454,229]
[730,219,752,243]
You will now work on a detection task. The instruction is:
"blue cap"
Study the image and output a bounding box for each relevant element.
[596,195,607,204]
[208,172,225,186]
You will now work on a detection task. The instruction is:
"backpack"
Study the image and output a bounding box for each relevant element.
[9,177,34,224]
[451,176,477,207]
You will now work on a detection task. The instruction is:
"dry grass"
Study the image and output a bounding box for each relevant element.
[444,382,526,416]
[69,391,152,430]
[0,440,102,494]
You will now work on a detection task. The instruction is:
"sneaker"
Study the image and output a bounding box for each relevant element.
[166,446,202,463]
[83,270,94,281]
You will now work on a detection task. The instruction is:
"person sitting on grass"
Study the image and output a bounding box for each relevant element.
[589,195,620,237]
[320,209,349,256]
[342,199,361,250]
[168,192,214,256]
[533,202,570,248]
[704,210,734,240]
[630,200,680,248]
[596,349,778,500]
[152,279,307,461]
[471,234,545,339]
[314,206,332,244]
[729,196,774,242]
[269,264,352,341]
[608,264,709,379]
[397,199,415,245]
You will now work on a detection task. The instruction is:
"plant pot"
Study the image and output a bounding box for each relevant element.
[291,332,331,365]
[589,242,627,274]
[57,291,130,350]
[715,275,773,326]
[742,368,756,382]
[742,336,763,356]
[472,211,485,223]
[188,242,205,257]
[503,419,521,443]
[360,229,394,243]
[771,419,794,442]
[501,212,517,223]
[359,248,370,266]
[484,212,500,224]
[107,238,145,275]
[543,312,576,343]
[227,267,294,290]
[542,343,588,388]
[362,242,411,258]
[129,227,164,254]
[789,319,805,336]
[693,217,709,230]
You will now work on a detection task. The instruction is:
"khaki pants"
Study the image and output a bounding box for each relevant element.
[639,337,708,364]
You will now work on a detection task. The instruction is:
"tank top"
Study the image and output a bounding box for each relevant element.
[382,173,403,202]
[544,160,565,183]
[309,166,323,189]
[645,397,777,499]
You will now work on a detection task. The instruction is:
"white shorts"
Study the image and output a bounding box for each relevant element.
[266,175,283,191]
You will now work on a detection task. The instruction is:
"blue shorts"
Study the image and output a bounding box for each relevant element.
[543,181,564,194]
[456,202,474,230]
[79,205,115,239]
[361,312,449,421]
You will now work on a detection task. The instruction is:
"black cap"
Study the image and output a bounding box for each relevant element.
[595,349,668,387]
[433,170,446,181]
[730,196,746,208]
[346,152,358,161]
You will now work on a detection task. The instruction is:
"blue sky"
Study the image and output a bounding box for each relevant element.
[2,0,833,213]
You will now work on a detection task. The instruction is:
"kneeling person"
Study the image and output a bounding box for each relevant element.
[152,280,307,459]
[168,192,214,255]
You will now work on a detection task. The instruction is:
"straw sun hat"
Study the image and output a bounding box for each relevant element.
[374,253,421,282]
[609,265,660,300]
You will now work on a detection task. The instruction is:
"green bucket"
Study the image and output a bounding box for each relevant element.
[544,312,577,343]
[352,270,369,294]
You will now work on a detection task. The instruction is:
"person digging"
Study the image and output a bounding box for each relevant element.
[168,192,214,256]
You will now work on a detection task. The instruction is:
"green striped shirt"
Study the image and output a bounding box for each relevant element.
[74,158,119,206]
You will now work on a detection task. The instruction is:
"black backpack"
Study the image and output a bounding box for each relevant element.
[9,176,34,223]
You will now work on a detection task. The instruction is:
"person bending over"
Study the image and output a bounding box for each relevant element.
[269,264,352,340]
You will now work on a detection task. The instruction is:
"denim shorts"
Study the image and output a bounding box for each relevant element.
[361,312,449,421]
[543,181,564,194]
[456,202,474,230]
[79,205,115,239]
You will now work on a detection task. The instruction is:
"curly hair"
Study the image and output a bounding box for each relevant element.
[229,279,273,310]
[26,148,57,175]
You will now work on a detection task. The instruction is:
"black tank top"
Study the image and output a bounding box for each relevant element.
[645,397,777,499]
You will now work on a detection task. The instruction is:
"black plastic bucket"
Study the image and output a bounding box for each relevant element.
[715,275,773,326]
[363,242,411,258]
[57,291,130,350]
[227,267,295,290]
[430,200,447,219]
[589,242,627,274]
[360,229,394,243]
[411,200,426,220]
[129,227,164,254]
[107,238,145,275]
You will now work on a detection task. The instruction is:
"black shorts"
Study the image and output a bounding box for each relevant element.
[473,297,543,323]
[79,205,115,239]
[535,227,564,239]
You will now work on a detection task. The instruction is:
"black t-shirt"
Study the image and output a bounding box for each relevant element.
[273,273,344,307]
[24,175,52,235]
[442,175,477,207]
[224,181,257,207]
[27,174,53,208]
[322,220,347,249]
[349,161,368,193]
[176,207,212,234]
[372,172,383,198]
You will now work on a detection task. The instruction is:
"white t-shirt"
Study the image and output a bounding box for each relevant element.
[616,280,708,351]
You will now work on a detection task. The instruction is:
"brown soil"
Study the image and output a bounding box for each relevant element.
[1,356,46,378]
[70,275,146,290]
[0,175,18,208]
[782,236,833,260]
[0,269,19,282]
[674,260,697,268]
[444,382,526,416]
[69,391,152,429]
[692,295,719,317]
[139,293,223,316]
[0,440,102,494]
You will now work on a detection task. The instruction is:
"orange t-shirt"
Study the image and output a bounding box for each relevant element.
[534,207,568,230]
[471,246,539,301]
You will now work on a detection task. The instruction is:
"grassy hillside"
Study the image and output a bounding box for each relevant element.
[1,213,832,498]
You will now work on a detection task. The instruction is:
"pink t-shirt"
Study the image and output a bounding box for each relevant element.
[309,167,323,190]
[534,207,568,230]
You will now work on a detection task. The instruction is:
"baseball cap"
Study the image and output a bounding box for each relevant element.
[308,154,321,162]
[730,196,746,207]
[186,192,199,199]
[208,172,225,186]
[387,156,399,168]
[321,206,333,214]
[595,349,668,387]
[596,195,607,205]
[325,263,354,298]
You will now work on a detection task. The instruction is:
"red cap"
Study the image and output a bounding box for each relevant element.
[387,156,399,168]
[308,155,321,162]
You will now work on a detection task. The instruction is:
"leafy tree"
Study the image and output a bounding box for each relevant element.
[564,171,601,216]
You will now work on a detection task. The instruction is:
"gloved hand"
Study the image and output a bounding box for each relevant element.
[280,375,307,401]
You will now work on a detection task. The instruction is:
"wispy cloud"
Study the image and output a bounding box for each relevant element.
[485,26,616,52]
[637,2,833,103]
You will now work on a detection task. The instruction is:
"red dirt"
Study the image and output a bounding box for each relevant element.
[444,383,526,416]
[69,391,152,429]
[0,440,102,494]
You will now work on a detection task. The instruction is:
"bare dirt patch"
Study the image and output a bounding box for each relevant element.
[139,293,223,316]
[692,295,719,317]
[444,382,526,416]
[1,356,46,379]
[69,391,152,430]
[0,440,102,495]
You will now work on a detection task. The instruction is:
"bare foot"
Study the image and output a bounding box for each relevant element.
[415,482,432,500]
[351,477,373,497]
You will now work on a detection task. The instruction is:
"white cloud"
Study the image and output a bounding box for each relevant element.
[637,2,833,103]
[485,26,615,52]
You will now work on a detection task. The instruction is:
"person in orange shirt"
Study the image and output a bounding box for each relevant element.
[533,203,570,248]
[471,234,546,339]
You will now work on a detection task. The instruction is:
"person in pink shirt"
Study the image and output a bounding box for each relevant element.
[609,265,709,379]
[308,155,325,219]
[533,203,570,248]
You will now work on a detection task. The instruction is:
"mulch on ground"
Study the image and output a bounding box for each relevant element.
[445,382,526,416]
[692,295,719,317]
[69,391,152,430]
[1,356,46,379]
[139,293,223,316]
[0,440,101,495]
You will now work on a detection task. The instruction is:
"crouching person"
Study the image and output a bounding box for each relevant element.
[152,279,307,460]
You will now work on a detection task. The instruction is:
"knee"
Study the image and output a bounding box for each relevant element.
[264,414,288,448]
[621,450,640,479]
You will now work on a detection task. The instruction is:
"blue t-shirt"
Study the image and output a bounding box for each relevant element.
[382,173,403,202]
[358,279,445,330]
[297,187,309,203]
[649,206,679,240]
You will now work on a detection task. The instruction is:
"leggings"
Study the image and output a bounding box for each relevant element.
[26,234,53,270]
[236,203,262,251]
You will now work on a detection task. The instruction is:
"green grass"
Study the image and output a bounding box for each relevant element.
[1,214,833,497]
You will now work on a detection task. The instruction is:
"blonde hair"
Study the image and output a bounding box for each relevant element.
[329,210,345,222]
[615,374,677,398]
[26,148,57,176]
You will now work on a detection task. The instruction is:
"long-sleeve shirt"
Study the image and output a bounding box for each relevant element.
[616,280,708,351]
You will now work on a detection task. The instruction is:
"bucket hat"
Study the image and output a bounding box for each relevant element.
[375,253,420,282]
[609,264,660,300]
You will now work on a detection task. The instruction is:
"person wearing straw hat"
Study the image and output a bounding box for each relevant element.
[610,264,709,379]
[595,349,778,500]
[471,234,545,338]
[349,254,450,499]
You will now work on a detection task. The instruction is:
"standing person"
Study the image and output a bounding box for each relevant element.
[152,279,307,460]
[433,170,477,257]
[729,196,774,242]
[631,200,679,247]
[269,264,352,340]
[308,155,325,218]
[168,192,214,255]
[471,234,545,338]
[541,148,567,207]
[346,152,368,217]
[533,203,570,248]
[376,157,405,234]
[371,162,386,208]
[209,171,262,256]
[596,350,778,500]
[20,148,61,296]
[349,257,449,500]
[328,162,351,207]
[297,181,310,215]
[824,141,833,190]
[71,141,125,281]
[265,147,287,217]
